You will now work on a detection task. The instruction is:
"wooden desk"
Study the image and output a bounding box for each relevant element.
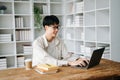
[0,59,120,80]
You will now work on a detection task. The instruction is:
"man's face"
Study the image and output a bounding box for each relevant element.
[45,24,60,38]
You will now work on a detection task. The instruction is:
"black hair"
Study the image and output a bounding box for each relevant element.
[43,15,59,27]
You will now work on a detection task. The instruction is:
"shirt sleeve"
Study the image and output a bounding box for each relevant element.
[32,40,68,67]
[61,41,80,61]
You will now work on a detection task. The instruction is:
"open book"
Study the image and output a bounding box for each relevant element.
[34,64,59,74]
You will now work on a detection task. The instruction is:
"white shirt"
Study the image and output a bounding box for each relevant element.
[32,34,80,66]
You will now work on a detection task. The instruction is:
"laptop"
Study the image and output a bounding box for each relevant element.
[74,47,105,69]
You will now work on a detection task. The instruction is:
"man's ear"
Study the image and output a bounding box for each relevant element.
[44,25,48,30]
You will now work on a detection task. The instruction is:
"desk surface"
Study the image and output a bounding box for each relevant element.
[0,59,120,80]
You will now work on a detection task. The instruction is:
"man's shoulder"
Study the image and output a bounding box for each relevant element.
[33,35,44,44]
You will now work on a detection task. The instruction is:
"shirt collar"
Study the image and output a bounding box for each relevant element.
[43,34,60,48]
[43,34,48,48]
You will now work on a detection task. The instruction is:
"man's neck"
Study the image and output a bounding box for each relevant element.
[45,33,54,42]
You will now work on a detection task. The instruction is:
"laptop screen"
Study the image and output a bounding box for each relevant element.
[87,47,105,69]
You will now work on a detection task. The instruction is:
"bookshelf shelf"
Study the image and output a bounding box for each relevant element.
[50,0,62,2]
[0,14,13,16]
[33,0,48,3]
[0,54,15,57]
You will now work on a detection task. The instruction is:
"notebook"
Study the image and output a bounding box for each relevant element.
[74,47,105,69]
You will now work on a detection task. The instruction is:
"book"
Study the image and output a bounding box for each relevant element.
[35,64,59,74]
[0,57,7,70]
[17,56,25,67]
[37,64,59,71]
[35,67,58,74]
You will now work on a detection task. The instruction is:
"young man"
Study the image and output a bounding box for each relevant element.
[32,15,89,67]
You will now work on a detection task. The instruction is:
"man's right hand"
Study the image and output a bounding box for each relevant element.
[68,58,89,67]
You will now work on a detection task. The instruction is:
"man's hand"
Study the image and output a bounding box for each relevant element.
[76,58,89,67]
[68,58,89,67]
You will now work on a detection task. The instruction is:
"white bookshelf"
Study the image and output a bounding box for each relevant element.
[0,0,33,69]
[33,0,48,39]
[63,0,120,62]
[63,0,84,55]
[0,0,120,70]
[84,0,110,58]
[15,0,33,69]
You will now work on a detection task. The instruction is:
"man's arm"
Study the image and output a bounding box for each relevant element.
[61,41,89,67]
[32,40,68,66]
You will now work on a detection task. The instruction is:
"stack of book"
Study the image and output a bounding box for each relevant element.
[75,2,84,13]
[15,16,24,28]
[35,64,59,74]
[17,56,25,67]
[104,46,110,54]
[0,34,11,42]
[100,46,110,59]
[15,30,30,41]
[23,45,32,54]
[80,45,95,57]
[74,15,83,27]
[0,57,7,70]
